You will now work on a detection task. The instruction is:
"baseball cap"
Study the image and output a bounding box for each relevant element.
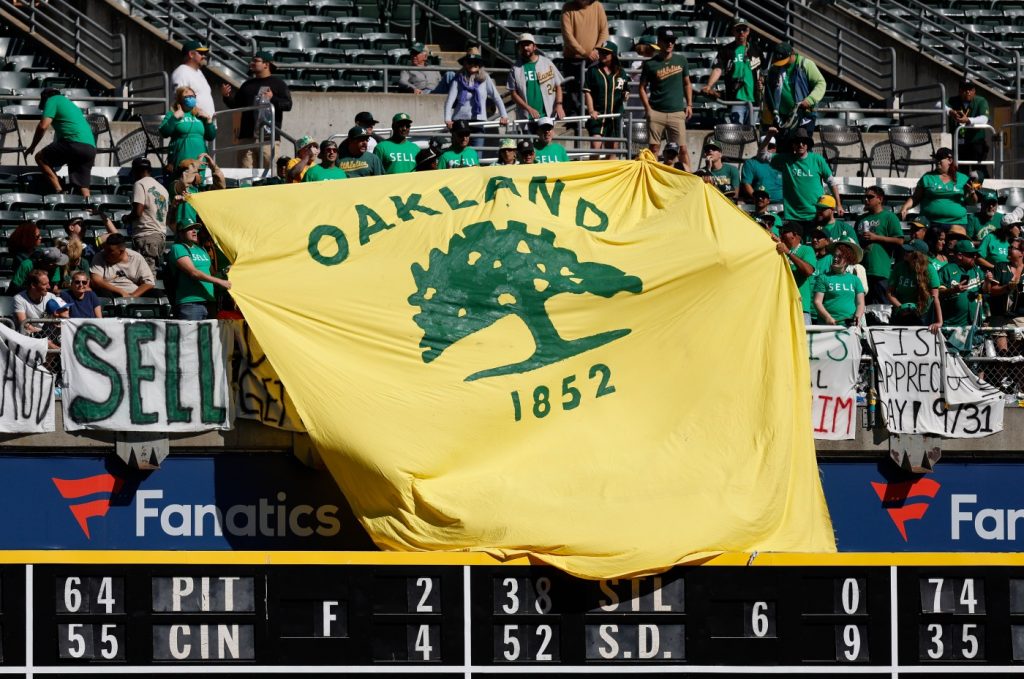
[458,50,483,65]
[772,41,793,66]
[732,16,749,28]
[955,240,979,254]
[392,112,412,124]
[1003,213,1023,228]
[934,147,954,161]
[753,189,770,201]
[759,134,777,147]
[902,239,929,254]
[177,220,200,231]
[959,78,976,90]
[535,116,555,131]
[663,142,680,156]
[909,214,930,229]
[517,140,535,154]
[656,26,675,42]
[355,111,378,126]
[346,126,370,140]
[702,140,722,153]
[636,35,661,50]
[415,147,439,170]
[499,138,517,150]
[254,50,274,63]
[181,40,209,54]
[131,157,152,171]
[45,298,69,315]
[815,195,837,210]
[410,42,427,54]
[296,134,316,150]
[451,120,472,135]
[517,33,535,45]
[34,246,69,266]
[810,228,829,241]
[596,40,618,55]
[780,222,804,238]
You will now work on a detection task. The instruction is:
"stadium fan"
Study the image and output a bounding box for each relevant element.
[660,142,684,169]
[168,221,232,320]
[170,41,215,118]
[639,27,692,170]
[946,79,991,180]
[414,147,440,172]
[59,271,103,319]
[752,190,781,234]
[286,136,319,182]
[220,51,292,170]
[265,156,291,185]
[438,121,480,169]
[354,112,382,153]
[59,229,92,283]
[375,113,420,174]
[775,222,816,325]
[508,34,565,128]
[968,195,1001,242]
[810,228,832,271]
[7,247,67,295]
[89,233,155,299]
[855,185,904,304]
[7,222,42,268]
[160,86,217,170]
[978,218,1021,271]
[129,157,169,273]
[516,140,536,164]
[923,223,950,275]
[698,140,739,200]
[14,270,63,349]
[583,41,629,154]
[338,127,384,177]
[813,195,856,244]
[939,240,985,327]
[770,128,841,230]
[887,239,942,331]
[559,0,609,115]
[496,139,518,166]
[171,154,225,230]
[444,50,508,146]
[983,236,1024,354]
[303,140,347,182]
[24,88,96,199]
[761,41,825,140]
[399,43,444,94]
[534,117,569,164]
[898,147,978,228]
[813,241,865,327]
[740,135,782,203]
[704,17,763,125]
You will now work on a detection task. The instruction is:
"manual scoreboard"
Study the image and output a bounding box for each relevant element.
[0,558,1023,675]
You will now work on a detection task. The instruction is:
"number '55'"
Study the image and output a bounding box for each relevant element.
[511,364,616,421]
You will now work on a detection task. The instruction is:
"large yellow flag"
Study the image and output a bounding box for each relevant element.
[192,152,835,578]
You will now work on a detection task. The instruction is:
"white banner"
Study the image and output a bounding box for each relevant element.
[808,328,861,440]
[61,319,231,432]
[0,323,55,433]
[223,320,305,432]
[869,327,1004,438]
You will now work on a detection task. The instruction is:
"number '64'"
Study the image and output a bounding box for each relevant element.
[510,364,616,421]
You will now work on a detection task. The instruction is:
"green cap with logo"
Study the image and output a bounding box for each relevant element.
[596,40,618,56]
[181,40,209,54]
[393,112,412,124]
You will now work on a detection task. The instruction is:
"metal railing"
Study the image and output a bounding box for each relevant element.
[830,0,1022,108]
[409,0,513,65]
[894,83,947,132]
[209,103,277,174]
[123,71,171,116]
[0,0,127,86]
[709,0,897,99]
[953,123,999,178]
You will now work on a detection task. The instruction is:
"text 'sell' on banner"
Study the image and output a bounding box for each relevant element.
[192,153,836,578]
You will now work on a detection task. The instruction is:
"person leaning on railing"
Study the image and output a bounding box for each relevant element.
[813,241,865,327]
[898,147,978,229]
[167,220,232,321]
[887,239,942,333]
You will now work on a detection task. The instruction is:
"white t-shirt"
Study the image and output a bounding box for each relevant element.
[170,64,215,117]
[132,176,169,239]
[14,291,60,320]
[366,137,378,153]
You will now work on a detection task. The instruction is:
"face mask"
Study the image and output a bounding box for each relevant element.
[183,96,197,110]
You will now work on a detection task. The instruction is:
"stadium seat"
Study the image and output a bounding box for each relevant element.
[86,113,117,162]
[711,124,757,163]
[311,0,357,17]
[818,124,870,177]
[43,194,88,210]
[607,20,648,39]
[0,193,45,211]
[999,187,1024,209]
[887,126,935,167]
[620,3,663,22]
[0,112,25,157]
[362,32,408,50]
[240,30,290,48]
[0,72,33,91]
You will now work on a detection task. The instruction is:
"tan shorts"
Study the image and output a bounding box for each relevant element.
[647,109,686,145]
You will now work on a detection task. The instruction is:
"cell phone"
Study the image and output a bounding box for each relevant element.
[960,274,970,284]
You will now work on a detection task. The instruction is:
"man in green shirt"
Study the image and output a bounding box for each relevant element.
[438,120,480,169]
[946,79,991,179]
[776,222,817,324]
[699,141,739,200]
[374,112,420,174]
[25,88,96,198]
[812,195,856,244]
[752,190,782,234]
[639,26,692,170]
[769,128,841,229]
[338,126,384,177]
[304,139,348,182]
[966,196,1000,241]
[704,17,762,125]
[534,117,570,164]
[939,240,985,327]
[855,185,904,303]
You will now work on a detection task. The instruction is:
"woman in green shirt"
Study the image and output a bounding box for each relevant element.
[813,241,865,326]
[159,86,218,170]
[977,219,1021,270]
[169,222,232,320]
[899,147,978,227]
[886,239,943,332]
[923,226,949,275]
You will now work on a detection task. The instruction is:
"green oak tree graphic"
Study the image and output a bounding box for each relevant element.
[409,220,642,381]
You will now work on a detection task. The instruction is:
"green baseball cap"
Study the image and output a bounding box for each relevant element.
[392,112,412,124]
[499,138,517,150]
[902,239,929,254]
[596,40,618,56]
[181,40,209,54]
[955,240,979,254]
[295,135,316,150]
[410,42,427,54]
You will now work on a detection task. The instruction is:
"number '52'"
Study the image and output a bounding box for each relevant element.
[511,364,615,421]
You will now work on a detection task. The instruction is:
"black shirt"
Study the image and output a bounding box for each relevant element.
[223,76,293,138]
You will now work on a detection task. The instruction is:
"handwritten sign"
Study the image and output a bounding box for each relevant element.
[808,329,860,440]
[61,319,231,432]
[223,320,305,432]
[0,323,55,433]
[868,328,1003,438]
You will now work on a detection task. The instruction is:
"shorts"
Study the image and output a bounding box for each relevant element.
[646,109,686,145]
[132,233,166,272]
[586,116,622,138]
[38,139,96,189]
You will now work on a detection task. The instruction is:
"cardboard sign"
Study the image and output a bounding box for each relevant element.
[808,328,860,440]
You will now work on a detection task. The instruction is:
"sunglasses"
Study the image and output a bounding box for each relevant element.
[72,280,89,285]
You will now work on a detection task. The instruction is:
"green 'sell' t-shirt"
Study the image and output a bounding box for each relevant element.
[42,95,96,146]
[535,142,569,164]
[938,261,984,326]
[641,53,689,113]
[170,242,214,304]
[856,210,903,278]
[888,259,940,312]
[814,271,864,322]
[917,171,970,225]
[438,147,480,169]
[770,152,832,221]
[979,233,1010,265]
[303,164,348,182]
[523,61,546,119]
[374,138,420,174]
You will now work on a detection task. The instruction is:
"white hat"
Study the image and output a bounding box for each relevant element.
[517,33,535,44]
[536,116,555,130]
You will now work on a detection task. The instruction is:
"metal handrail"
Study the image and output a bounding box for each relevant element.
[271,62,508,95]
[409,0,513,65]
[123,71,171,115]
[953,123,999,178]
[894,83,948,132]
[455,0,520,47]
[0,0,127,84]
[209,103,277,175]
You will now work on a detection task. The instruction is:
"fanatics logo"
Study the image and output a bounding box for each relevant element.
[52,474,124,539]
[870,477,941,541]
